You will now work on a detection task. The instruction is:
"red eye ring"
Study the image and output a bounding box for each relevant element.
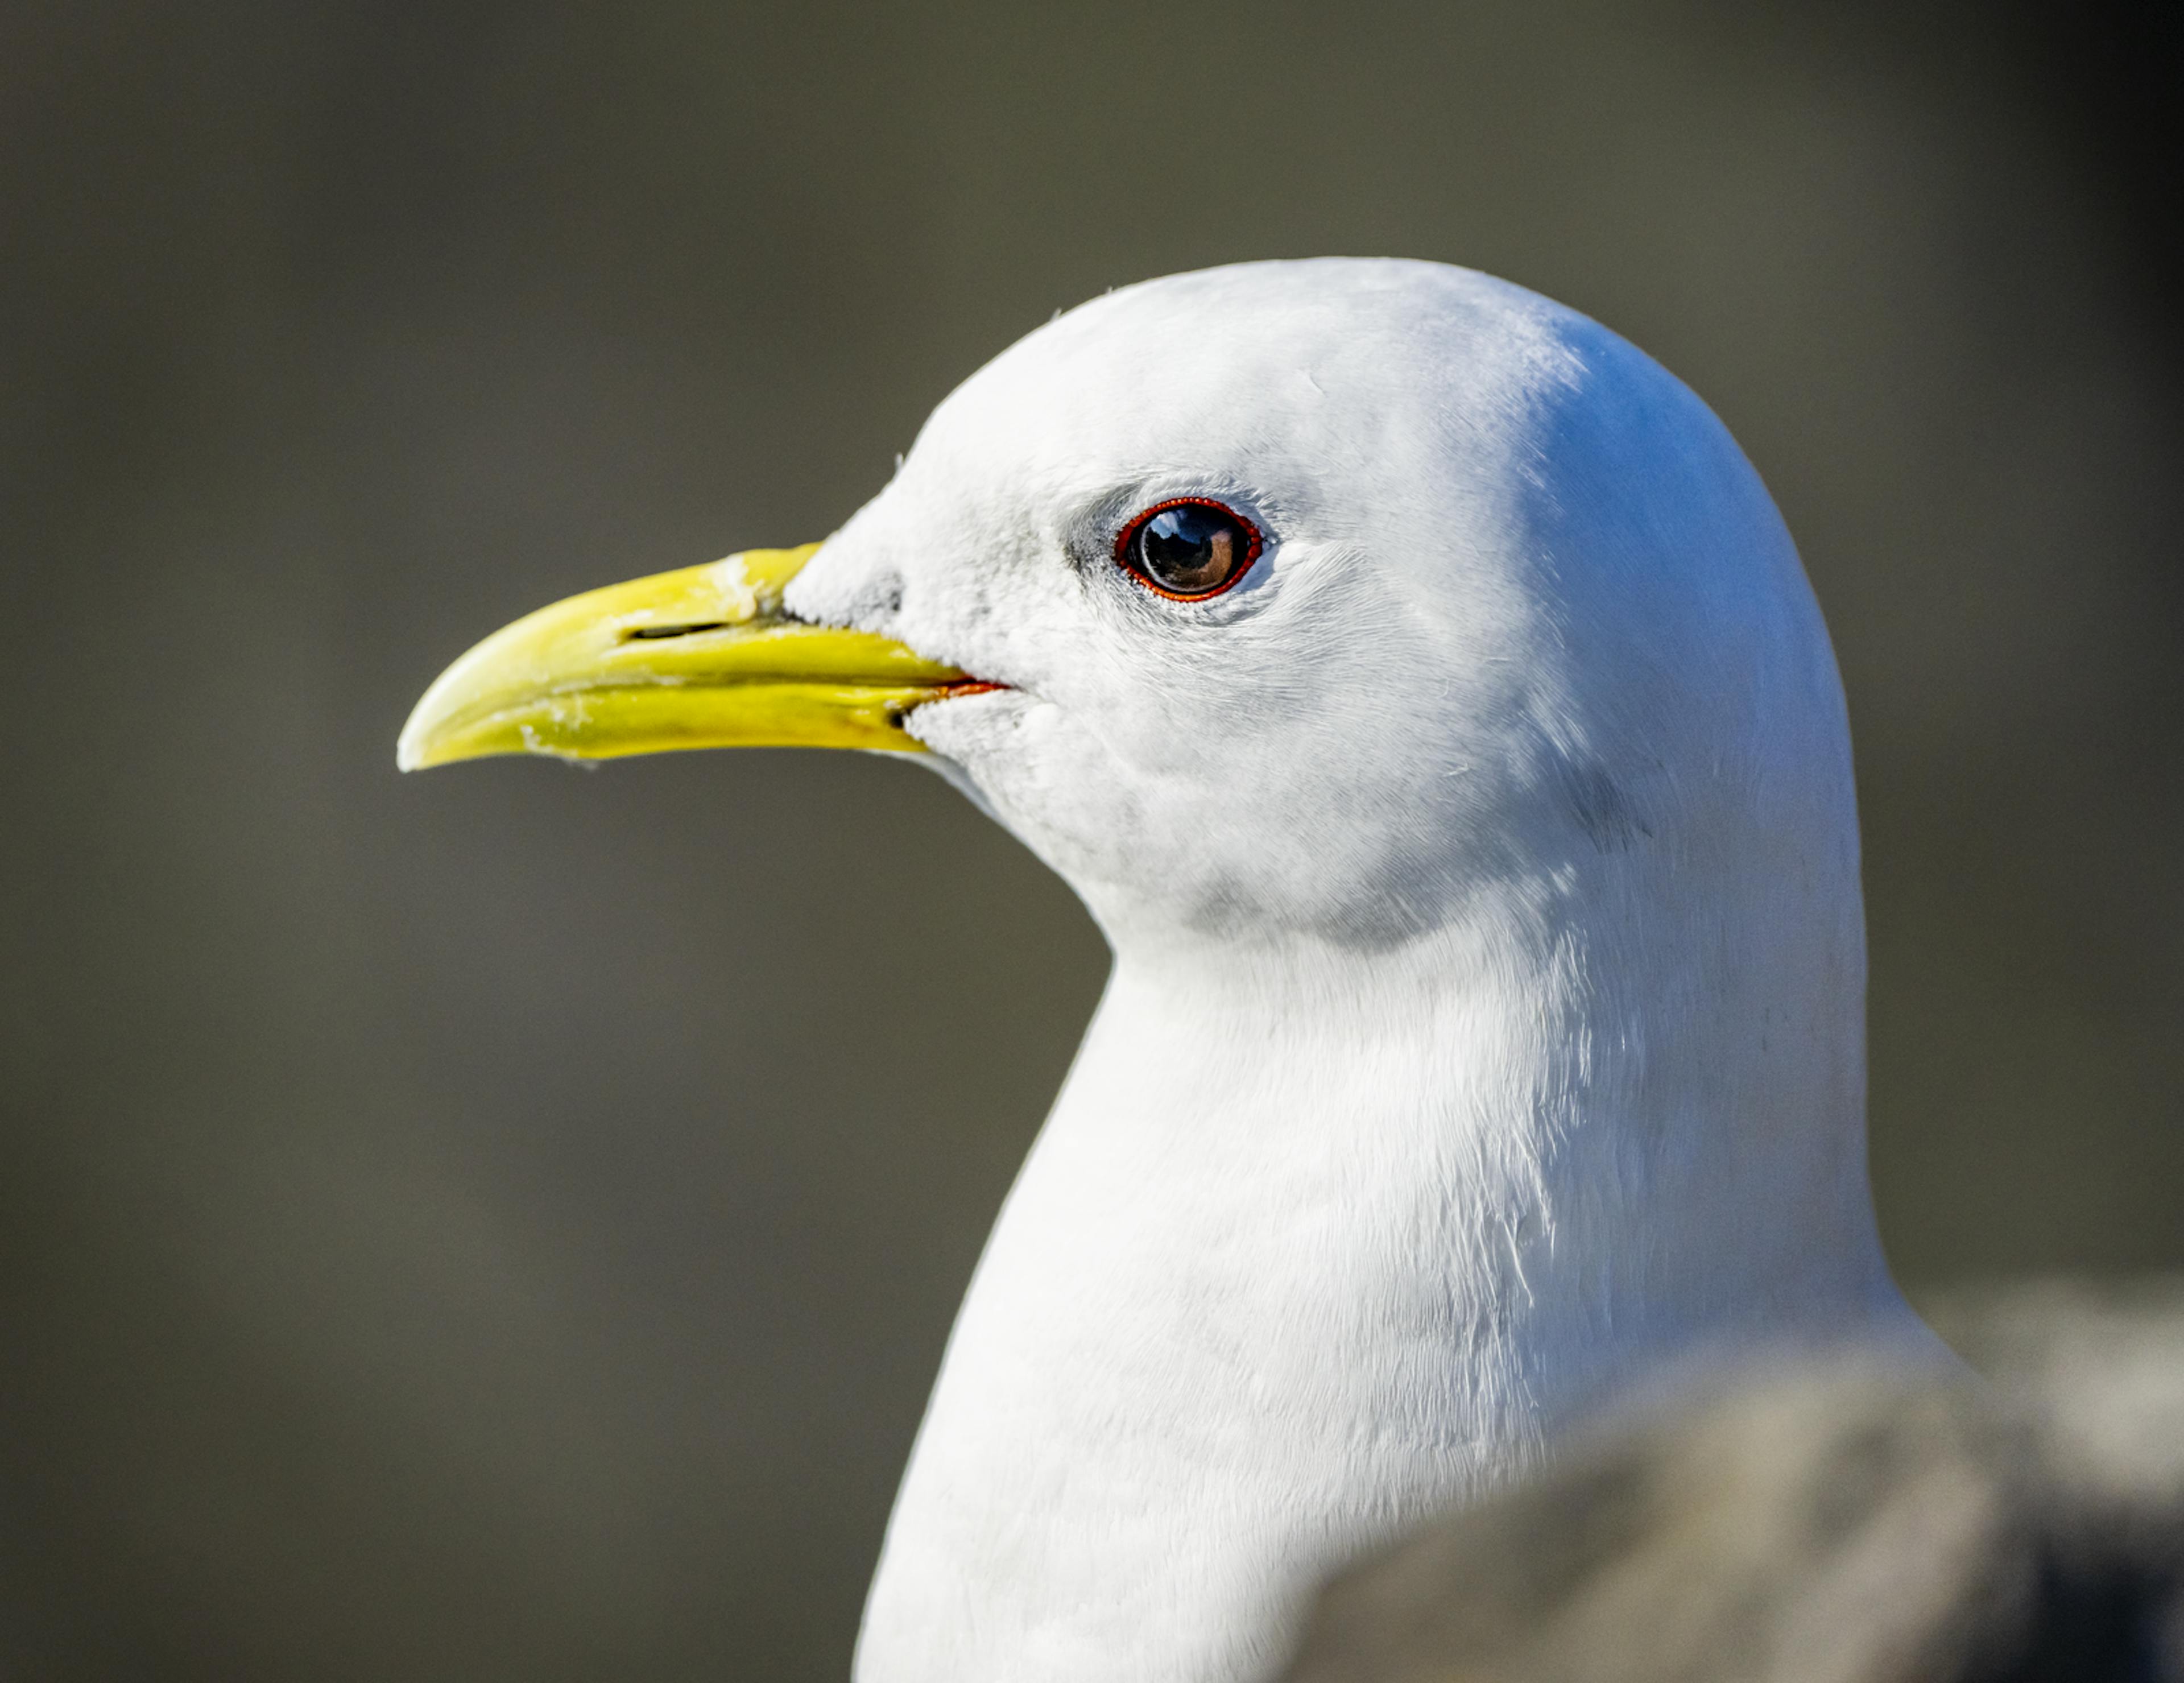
[1114,498,1264,602]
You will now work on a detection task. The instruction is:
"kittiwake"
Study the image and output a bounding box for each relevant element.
[399,258,1938,1683]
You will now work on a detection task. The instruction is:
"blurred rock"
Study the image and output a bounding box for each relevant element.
[1280,1279,2184,1683]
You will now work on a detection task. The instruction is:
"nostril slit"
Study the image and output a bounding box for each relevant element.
[622,622,730,641]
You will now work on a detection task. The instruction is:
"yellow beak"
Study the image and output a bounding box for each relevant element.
[397,544,977,770]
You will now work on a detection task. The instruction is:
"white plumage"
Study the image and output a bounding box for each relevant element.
[776,259,1935,1682]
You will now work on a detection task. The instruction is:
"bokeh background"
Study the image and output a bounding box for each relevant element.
[3,1,2178,1676]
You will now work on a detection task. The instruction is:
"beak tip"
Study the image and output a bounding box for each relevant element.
[395,711,437,772]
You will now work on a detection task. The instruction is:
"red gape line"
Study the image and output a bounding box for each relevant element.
[1114,498,1265,602]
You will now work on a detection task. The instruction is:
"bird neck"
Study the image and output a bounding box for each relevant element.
[855,873,1908,1682]
[1078,874,1899,1396]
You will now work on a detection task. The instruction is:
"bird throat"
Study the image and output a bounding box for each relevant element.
[855,904,1900,1683]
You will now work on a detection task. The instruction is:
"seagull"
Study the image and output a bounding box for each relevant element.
[399,259,1938,1683]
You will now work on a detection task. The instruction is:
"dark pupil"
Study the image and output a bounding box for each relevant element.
[1138,505,1242,594]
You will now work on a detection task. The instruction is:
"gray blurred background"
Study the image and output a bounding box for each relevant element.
[2,1,2178,1676]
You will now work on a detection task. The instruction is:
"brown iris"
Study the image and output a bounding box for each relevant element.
[1116,499,1263,600]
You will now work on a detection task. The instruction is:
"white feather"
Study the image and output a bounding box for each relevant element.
[785,258,1933,1683]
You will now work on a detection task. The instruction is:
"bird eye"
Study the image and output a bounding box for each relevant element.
[1116,499,1263,600]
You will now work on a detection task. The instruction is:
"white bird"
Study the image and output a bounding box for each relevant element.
[399,259,1937,1683]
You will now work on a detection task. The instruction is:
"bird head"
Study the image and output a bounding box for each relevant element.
[401,259,1856,967]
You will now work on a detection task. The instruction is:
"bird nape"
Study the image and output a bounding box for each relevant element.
[399,259,1939,1683]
